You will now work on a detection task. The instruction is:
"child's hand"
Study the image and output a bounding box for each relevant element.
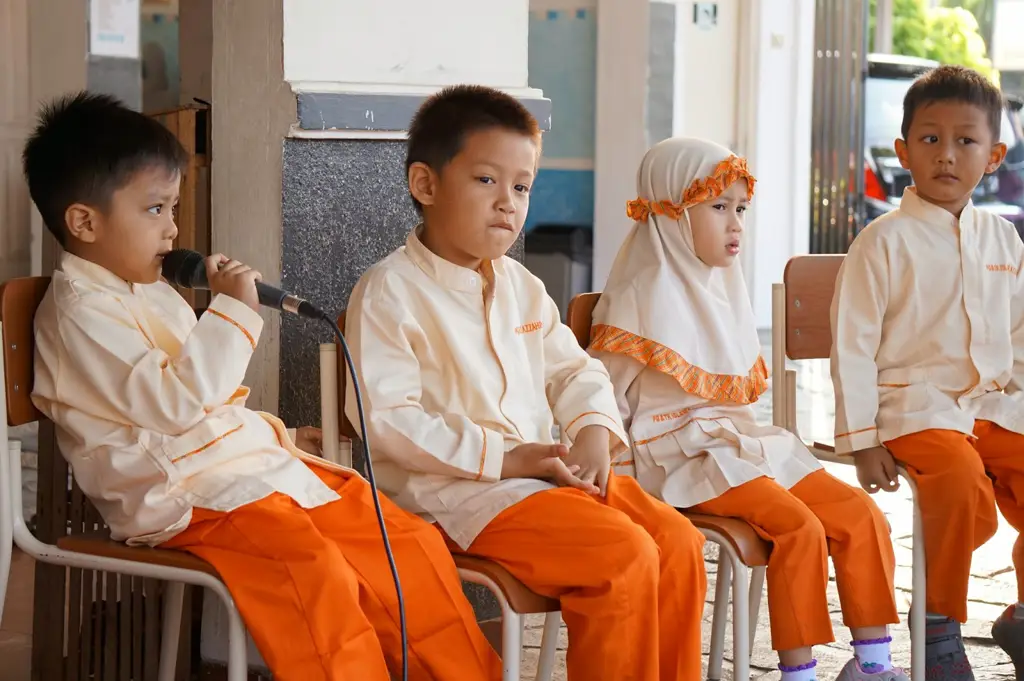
[564,425,612,496]
[293,426,323,457]
[206,254,261,314]
[502,443,599,495]
[852,445,900,493]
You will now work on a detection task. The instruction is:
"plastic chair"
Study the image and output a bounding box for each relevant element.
[321,312,562,681]
[567,292,771,681]
[772,255,925,681]
[0,276,249,681]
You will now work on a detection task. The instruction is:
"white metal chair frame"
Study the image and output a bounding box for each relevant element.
[319,342,561,681]
[704,529,766,681]
[0,319,250,681]
[770,281,926,681]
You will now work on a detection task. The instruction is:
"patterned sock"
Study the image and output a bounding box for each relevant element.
[779,659,818,681]
[852,636,893,672]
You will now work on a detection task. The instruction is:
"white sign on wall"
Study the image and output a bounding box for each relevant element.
[89,0,140,59]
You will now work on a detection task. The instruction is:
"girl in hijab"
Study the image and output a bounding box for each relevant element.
[591,137,904,681]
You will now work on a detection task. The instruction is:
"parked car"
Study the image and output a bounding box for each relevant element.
[862,53,1024,236]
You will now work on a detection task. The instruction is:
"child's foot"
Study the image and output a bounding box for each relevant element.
[834,658,909,680]
[921,617,975,681]
[991,604,1024,679]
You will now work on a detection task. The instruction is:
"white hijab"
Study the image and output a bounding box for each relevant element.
[590,137,767,404]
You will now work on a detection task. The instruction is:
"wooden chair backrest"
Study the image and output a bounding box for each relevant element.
[781,254,845,360]
[335,310,360,441]
[566,292,601,349]
[1,277,51,426]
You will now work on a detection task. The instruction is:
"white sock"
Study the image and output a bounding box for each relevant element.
[852,636,893,672]
[779,659,818,681]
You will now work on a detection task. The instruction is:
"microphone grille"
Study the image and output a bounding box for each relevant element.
[161,249,204,287]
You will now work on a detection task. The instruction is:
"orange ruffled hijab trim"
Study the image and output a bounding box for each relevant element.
[625,154,756,222]
[602,153,766,405]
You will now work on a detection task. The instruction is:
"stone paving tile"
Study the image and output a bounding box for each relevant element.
[517,351,1019,680]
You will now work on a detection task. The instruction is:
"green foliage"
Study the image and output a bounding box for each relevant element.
[869,0,997,83]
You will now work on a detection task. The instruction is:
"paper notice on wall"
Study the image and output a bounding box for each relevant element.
[89,0,140,59]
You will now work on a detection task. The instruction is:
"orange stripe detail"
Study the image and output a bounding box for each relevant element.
[634,416,728,446]
[590,324,768,405]
[515,321,543,335]
[170,424,244,463]
[878,383,908,388]
[611,459,635,467]
[475,425,487,481]
[564,411,618,434]
[835,426,877,440]
[207,308,256,350]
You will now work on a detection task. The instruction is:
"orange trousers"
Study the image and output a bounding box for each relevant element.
[690,469,899,651]
[162,465,500,681]
[886,420,1024,623]
[446,473,707,681]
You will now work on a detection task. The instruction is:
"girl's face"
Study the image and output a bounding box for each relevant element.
[687,179,749,267]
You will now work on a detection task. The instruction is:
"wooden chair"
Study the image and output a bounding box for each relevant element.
[771,255,925,680]
[0,277,249,681]
[320,313,562,681]
[566,292,770,681]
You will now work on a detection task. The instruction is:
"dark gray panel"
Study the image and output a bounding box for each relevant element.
[280,137,530,620]
[297,91,553,132]
[88,56,143,111]
[647,2,676,145]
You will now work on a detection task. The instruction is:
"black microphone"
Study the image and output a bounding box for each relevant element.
[161,249,324,319]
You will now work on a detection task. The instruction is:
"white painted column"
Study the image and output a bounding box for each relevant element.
[592,0,649,289]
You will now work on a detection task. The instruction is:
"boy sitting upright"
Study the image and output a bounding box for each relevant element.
[345,84,708,681]
[25,92,499,681]
[830,65,1022,681]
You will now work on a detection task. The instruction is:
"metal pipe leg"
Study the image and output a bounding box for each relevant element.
[157,581,185,681]
[534,611,561,681]
[707,550,732,680]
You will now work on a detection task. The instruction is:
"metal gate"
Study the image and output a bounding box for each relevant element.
[810,0,869,253]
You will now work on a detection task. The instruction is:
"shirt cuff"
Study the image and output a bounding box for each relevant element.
[206,294,265,349]
[564,412,630,455]
[478,427,506,483]
[835,426,881,454]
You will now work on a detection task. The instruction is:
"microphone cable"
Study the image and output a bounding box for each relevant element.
[319,311,408,681]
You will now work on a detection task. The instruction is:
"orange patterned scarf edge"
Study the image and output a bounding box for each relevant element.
[591,324,768,405]
[626,155,757,222]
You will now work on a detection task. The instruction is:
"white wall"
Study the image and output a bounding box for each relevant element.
[283,0,532,91]
[747,0,814,328]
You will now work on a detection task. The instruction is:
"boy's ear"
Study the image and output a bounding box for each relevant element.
[894,138,910,170]
[65,203,99,244]
[986,142,1008,174]
[408,162,438,208]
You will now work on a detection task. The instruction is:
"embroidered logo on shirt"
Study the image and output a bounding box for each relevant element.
[652,406,698,423]
[515,321,543,335]
[986,264,1019,274]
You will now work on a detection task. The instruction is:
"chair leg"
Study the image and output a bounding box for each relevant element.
[502,607,523,681]
[748,566,766,656]
[223,594,249,681]
[157,581,185,681]
[729,554,752,681]
[707,550,731,681]
[910,485,926,681]
[534,611,561,681]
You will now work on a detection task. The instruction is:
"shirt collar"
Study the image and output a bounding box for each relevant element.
[898,186,975,229]
[59,252,136,294]
[404,226,505,292]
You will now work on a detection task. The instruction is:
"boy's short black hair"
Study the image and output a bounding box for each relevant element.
[405,84,541,213]
[22,91,188,246]
[901,64,1004,142]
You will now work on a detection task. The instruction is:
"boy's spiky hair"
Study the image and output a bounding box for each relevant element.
[22,91,188,245]
[405,84,541,213]
[901,65,1004,142]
